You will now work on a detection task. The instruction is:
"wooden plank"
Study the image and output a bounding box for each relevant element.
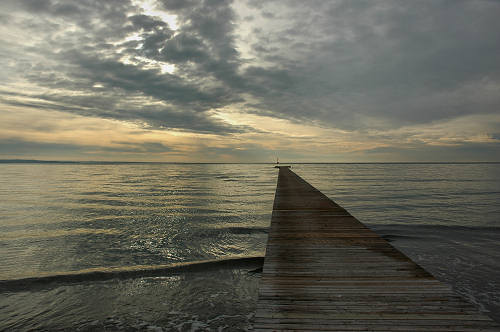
[253,166,499,331]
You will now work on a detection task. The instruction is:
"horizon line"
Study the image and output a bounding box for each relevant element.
[1,159,499,164]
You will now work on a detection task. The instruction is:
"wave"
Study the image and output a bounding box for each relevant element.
[369,223,500,233]
[380,234,421,242]
[170,226,269,241]
[0,256,265,293]
[214,226,269,235]
[369,223,500,245]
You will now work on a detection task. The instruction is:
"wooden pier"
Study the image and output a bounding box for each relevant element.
[253,166,499,331]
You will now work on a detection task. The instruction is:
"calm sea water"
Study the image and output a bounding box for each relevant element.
[0,163,499,330]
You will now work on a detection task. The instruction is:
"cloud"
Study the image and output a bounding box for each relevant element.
[232,0,500,129]
[103,141,174,153]
[0,90,245,134]
[1,0,499,161]
[8,0,499,130]
[0,138,88,155]
[0,0,246,134]
[0,138,176,158]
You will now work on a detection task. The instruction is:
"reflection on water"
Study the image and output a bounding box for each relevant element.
[0,164,275,280]
[0,162,499,329]
[0,228,122,241]
[292,163,500,226]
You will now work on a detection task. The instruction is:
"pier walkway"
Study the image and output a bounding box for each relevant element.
[253,166,499,331]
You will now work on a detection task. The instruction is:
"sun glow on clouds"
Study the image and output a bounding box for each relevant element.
[0,106,194,161]
[211,108,388,155]
[160,63,176,74]
[1,100,498,162]
[133,0,178,30]
[120,55,177,74]
[212,106,500,161]
[119,2,179,74]
[0,0,499,162]
[213,109,330,138]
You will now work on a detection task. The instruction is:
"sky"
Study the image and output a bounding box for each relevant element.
[0,0,499,162]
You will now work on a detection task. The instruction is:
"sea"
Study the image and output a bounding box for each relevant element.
[0,162,499,331]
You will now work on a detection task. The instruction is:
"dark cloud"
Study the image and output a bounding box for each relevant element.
[0,92,246,135]
[261,11,275,19]
[103,141,174,153]
[0,138,176,156]
[129,14,168,31]
[0,138,91,155]
[0,0,249,134]
[161,0,198,11]
[157,0,244,92]
[18,0,53,13]
[160,33,208,63]
[1,0,500,141]
[63,51,229,107]
[238,0,500,129]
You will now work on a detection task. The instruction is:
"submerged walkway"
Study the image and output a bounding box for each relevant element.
[253,166,499,331]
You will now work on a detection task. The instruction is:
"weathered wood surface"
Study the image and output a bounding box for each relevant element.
[253,167,499,331]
